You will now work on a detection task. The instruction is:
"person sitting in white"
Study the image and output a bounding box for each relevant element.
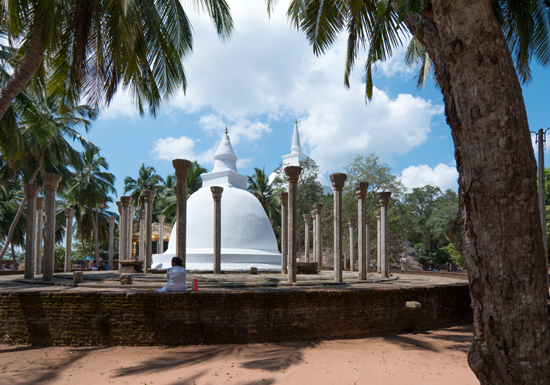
[156,257,187,292]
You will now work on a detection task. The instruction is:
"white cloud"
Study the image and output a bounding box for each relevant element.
[400,164,459,191]
[237,158,252,169]
[99,92,138,120]
[199,115,271,145]
[150,136,216,165]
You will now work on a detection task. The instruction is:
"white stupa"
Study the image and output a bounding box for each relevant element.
[152,129,281,270]
[271,120,332,194]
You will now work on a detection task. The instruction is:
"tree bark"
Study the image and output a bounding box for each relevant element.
[403,0,550,383]
[0,148,45,260]
[0,20,45,120]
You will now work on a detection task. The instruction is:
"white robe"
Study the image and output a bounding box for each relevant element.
[157,266,187,292]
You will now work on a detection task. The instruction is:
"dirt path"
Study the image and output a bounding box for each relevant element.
[0,324,477,385]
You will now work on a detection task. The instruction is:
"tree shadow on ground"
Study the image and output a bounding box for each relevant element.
[378,324,472,354]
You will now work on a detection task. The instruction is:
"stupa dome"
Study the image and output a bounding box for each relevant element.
[152,130,281,270]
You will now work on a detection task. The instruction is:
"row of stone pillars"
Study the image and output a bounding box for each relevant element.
[279,167,393,282]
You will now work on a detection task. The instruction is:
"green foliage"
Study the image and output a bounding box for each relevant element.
[123,164,163,210]
[440,239,464,267]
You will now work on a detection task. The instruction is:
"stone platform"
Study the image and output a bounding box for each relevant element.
[0,271,472,346]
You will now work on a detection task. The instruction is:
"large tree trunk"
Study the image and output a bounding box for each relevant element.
[0,148,46,259]
[405,0,550,383]
[0,21,45,120]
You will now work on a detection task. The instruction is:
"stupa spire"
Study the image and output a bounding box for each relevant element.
[213,128,238,172]
[291,119,301,154]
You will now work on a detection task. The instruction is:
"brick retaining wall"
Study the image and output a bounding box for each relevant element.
[0,284,472,346]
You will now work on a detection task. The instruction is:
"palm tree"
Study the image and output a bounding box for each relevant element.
[0,174,25,266]
[188,161,208,196]
[0,0,234,119]
[247,167,280,222]
[271,0,550,382]
[0,89,94,259]
[65,145,116,262]
[124,164,164,210]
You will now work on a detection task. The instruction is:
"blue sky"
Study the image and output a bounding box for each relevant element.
[81,0,549,208]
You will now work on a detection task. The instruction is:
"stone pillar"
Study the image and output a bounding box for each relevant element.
[63,209,75,272]
[24,184,41,279]
[34,197,45,275]
[330,173,347,282]
[284,166,302,283]
[366,215,371,273]
[157,215,165,254]
[41,173,62,281]
[108,217,116,270]
[116,201,123,263]
[211,186,223,274]
[279,192,288,274]
[314,204,323,271]
[348,218,356,271]
[142,190,156,272]
[378,192,392,278]
[377,210,381,274]
[138,210,145,260]
[355,182,368,280]
[173,159,192,267]
[128,205,135,258]
[120,197,131,261]
[93,209,99,263]
[303,214,311,262]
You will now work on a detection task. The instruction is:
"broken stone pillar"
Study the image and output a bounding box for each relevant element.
[34,197,45,275]
[120,197,131,261]
[157,215,165,254]
[211,186,223,274]
[355,182,368,280]
[330,173,347,282]
[173,159,193,267]
[116,201,123,264]
[279,192,288,274]
[378,192,392,278]
[138,210,145,260]
[128,205,135,258]
[314,204,323,271]
[24,184,41,279]
[142,190,156,272]
[108,217,116,271]
[64,208,76,272]
[366,215,371,273]
[93,208,99,264]
[284,166,302,283]
[311,209,316,264]
[42,173,62,281]
[73,271,83,284]
[377,210,381,274]
[303,214,311,262]
[348,218,356,271]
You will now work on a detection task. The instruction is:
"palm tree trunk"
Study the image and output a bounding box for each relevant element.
[0,21,45,120]
[0,148,46,259]
[404,1,550,383]
[10,242,16,267]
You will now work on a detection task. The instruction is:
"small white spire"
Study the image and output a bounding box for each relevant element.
[213,129,238,172]
[291,119,301,153]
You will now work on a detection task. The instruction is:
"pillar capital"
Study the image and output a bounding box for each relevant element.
[378,191,392,206]
[348,217,356,227]
[211,186,224,200]
[138,210,145,220]
[41,173,62,190]
[108,216,116,226]
[303,214,311,222]
[284,166,302,183]
[311,209,316,216]
[354,181,369,197]
[157,215,165,223]
[25,184,42,198]
[279,192,288,205]
[330,173,347,190]
[64,208,76,218]
[120,196,132,207]
[376,210,381,219]
[36,197,45,210]
[116,201,122,212]
[172,159,193,178]
[141,189,156,202]
[314,203,323,212]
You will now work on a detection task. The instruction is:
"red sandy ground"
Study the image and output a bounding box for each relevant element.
[0,324,477,385]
